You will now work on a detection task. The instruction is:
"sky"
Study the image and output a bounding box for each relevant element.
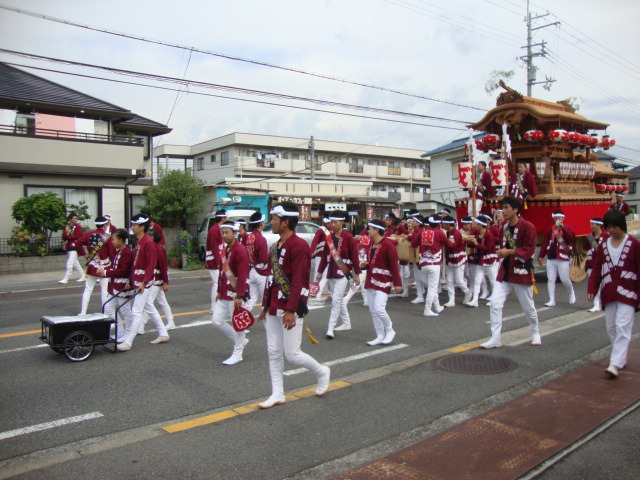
[0,0,639,165]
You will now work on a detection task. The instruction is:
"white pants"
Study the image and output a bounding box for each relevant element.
[412,263,426,299]
[587,268,602,310]
[123,287,168,346]
[422,264,441,312]
[212,299,247,356]
[327,277,350,330]
[604,302,636,368]
[139,285,168,331]
[367,289,393,340]
[314,257,329,299]
[245,268,267,312]
[472,263,498,301]
[467,198,483,217]
[546,259,575,303]
[264,311,326,397]
[446,264,469,301]
[62,250,83,280]
[80,275,108,315]
[155,288,174,325]
[104,294,133,340]
[489,281,539,341]
[208,269,220,312]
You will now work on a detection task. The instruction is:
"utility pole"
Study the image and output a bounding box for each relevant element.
[521,0,559,96]
[309,135,315,180]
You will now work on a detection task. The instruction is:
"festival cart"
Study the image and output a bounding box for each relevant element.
[455,83,629,281]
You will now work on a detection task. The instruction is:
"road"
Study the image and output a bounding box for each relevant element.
[0,268,638,479]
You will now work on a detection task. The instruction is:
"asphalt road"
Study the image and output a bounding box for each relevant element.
[0,267,638,479]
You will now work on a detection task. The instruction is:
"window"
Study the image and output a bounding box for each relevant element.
[629,182,637,194]
[210,154,216,163]
[26,186,99,221]
[350,158,364,173]
[196,157,204,171]
[221,151,229,166]
[292,153,300,160]
[388,161,400,176]
[239,149,258,157]
[452,161,460,180]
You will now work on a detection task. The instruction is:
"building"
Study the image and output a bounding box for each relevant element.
[154,133,431,222]
[625,165,639,216]
[0,63,171,241]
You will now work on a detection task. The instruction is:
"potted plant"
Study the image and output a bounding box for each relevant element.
[177,230,192,267]
[167,248,181,269]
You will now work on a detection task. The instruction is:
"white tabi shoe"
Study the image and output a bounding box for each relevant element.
[423,310,439,317]
[569,292,576,304]
[465,301,479,308]
[443,301,455,308]
[76,277,86,282]
[222,354,243,365]
[480,338,502,349]
[326,328,334,339]
[334,324,351,331]
[166,321,176,330]
[316,366,331,396]
[531,333,542,346]
[58,279,68,284]
[117,342,131,352]
[462,290,473,304]
[605,364,618,378]
[588,306,601,312]
[150,335,170,344]
[382,328,396,345]
[410,297,425,304]
[434,305,445,313]
[367,336,384,346]
[544,301,555,307]
[259,395,286,409]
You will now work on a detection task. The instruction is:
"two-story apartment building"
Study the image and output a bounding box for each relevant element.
[154,133,431,221]
[0,63,171,241]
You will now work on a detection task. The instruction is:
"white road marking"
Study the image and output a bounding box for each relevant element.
[0,344,48,355]
[284,343,409,376]
[0,412,104,441]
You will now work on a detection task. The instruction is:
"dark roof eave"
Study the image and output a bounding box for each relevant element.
[0,96,136,122]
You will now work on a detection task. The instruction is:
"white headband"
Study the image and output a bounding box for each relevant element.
[95,220,108,225]
[322,217,331,223]
[270,205,299,217]
[220,222,240,232]
[249,215,265,224]
[474,217,488,226]
[552,213,565,218]
[131,217,149,224]
[590,219,604,225]
[428,216,441,224]
[215,212,228,218]
[411,217,424,225]
[616,194,624,198]
[329,216,346,221]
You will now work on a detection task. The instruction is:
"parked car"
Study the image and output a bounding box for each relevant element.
[262,221,321,249]
[197,209,260,259]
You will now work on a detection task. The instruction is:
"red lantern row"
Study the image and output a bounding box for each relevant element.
[475,130,616,149]
[596,184,628,192]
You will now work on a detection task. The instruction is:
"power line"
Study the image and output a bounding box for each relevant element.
[4,61,469,132]
[0,49,472,125]
[0,3,486,112]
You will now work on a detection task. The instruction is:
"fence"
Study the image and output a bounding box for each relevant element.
[0,236,65,256]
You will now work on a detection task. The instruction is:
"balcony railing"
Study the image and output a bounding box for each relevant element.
[0,124,144,146]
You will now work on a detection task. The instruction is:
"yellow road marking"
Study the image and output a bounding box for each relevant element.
[447,343,480,353]
[163,381,351,434]
[0,330,41,339]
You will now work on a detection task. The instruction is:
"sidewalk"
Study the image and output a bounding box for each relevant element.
[335,342,640,480]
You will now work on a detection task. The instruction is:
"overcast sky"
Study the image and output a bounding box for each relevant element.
[1,0,638,164]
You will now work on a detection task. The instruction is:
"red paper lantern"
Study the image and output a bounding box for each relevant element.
[568,131,581,143]
[606,184,615,192]
[549,129,568,142]
[609,138,616,147]
[475,139,487,151]
[596,184,606,192]
[483,134,500,147]
[615,184,624,192]
[589,135,599,147]
[579,134,591,145]
[622,184,629,191]
[523,130,544,142]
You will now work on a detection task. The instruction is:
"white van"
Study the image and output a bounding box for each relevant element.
[197,209,259,259]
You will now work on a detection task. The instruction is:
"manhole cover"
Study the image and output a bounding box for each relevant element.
[435,353,516,374]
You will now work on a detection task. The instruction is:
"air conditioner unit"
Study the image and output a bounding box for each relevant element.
[232,196,242,202]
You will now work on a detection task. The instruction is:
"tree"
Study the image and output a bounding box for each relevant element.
[484,69,515,96]
[11,192,67,253]
[142,168,206,228]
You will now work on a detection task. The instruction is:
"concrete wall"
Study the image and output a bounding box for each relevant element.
[0,254,66,275]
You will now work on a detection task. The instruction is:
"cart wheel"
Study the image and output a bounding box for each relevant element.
[63,330,95,362]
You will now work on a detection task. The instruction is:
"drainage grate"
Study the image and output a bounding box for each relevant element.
[435,353,516,374]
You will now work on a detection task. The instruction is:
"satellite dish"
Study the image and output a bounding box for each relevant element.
[232,196,242,202]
